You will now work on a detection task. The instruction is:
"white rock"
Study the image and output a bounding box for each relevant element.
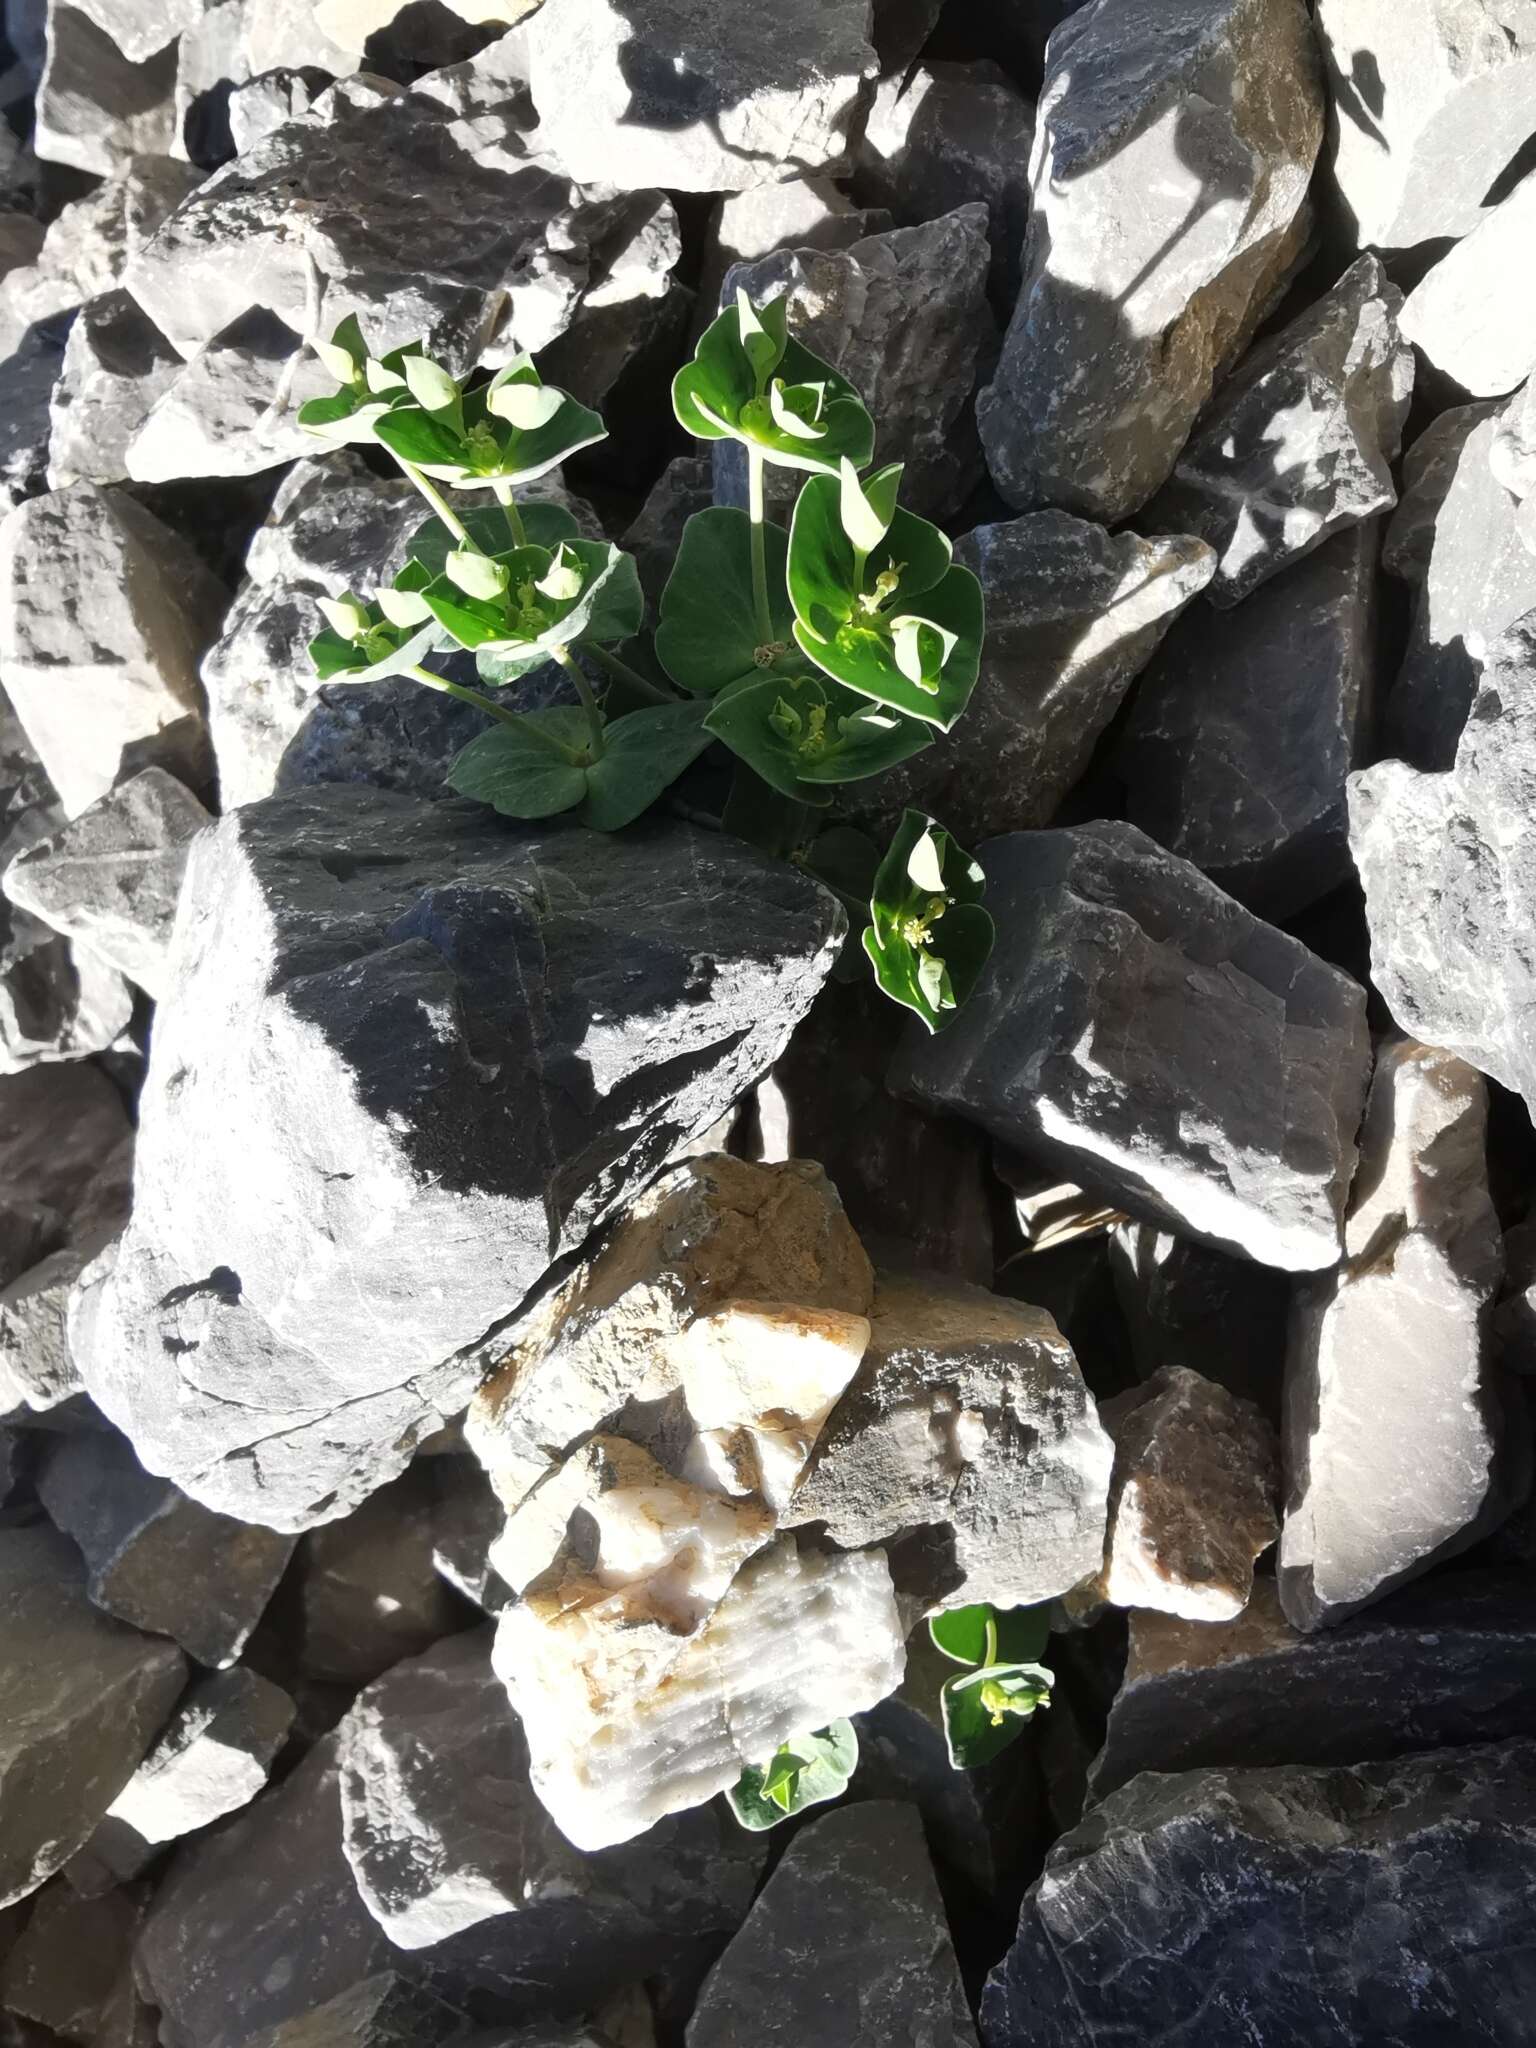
[70,0,203,61]
[126,307,336,482]
[34,3,177,175]
[47,287,181,489]
[1401,169,1536,399]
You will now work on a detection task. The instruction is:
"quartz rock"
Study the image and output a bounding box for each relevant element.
[982,1740,1536,2046]
[524,0,877,193]
[688,1802,976,2048]
[1092,1571,1536,1801]
[495,1533,905,1851]
[46,288,179,489]
[33,5,177,175]
[1280,1039,1515,1630]
[125,305,338,482]
[3,766,209,998]
[67,1666,295,1892]
[978,0,1323,522]
[1353,615,1536,1107]
[1119,522,1379,918]
[1108,1221,1289,1421]
[0,1524,186,1908]
[1401,168,1536,400]
[0,482,222,817]
[1382,402,1498,584]
[0,1880,145,2042]
[37,1425,296,1665]
[1316,0,1536,257]
[896,823,1371,1273]
[1148,256,1412,606]
[786,1269,1113,1613]
[853,514,1214,846]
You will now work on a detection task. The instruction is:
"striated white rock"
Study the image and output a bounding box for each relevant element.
[1401,168,1536,400]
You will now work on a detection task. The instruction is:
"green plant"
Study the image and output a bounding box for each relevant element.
[298,294,995,1030]
[929,1603,1053,1770]
[726,1720,859,1831]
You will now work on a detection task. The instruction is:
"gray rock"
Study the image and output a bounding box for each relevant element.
[46,288,180,489]
[896,822,1371,1273]
[67,1665,295,1892]
[720,204,996,523]
[619,455,713,615]
[1353,613,1536,1109]
[37,1426,296,1665]
[0,1523,186,1908]
[853,513,1215,846]
[0,328,67,522]
[1316,0,1536,258]
[0,1879,145,2042]
[424,1453,508,1611]
[978,0,1323,522]
[0,1139,133,1418]
[1108,1220,1289,1420]
[1119,522,1380,919]
[70,0,202,61]
[524,0,877,193]
[687,1801,976,2048]
[1382,401,1498,585]
[1092,1571,1536,1801]
[124,304,338,483]
[226,66,332,153]
[1148,256,1412,606]
[0,1057,130,1243]
[786,1268,1113,1613]
[275,672,496,802]
[79,789,841,1531]
[4,766,209,998]
[871,0,943,74]
[228,1976,474,2048]
[33,4,177,175]
[981,1740,1536,2046]
[854,59,1034,303]
[1400,168,1536,400]
[696,179,891,338]
[1280,1039,1517,1631]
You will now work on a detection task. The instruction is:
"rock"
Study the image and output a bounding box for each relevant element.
[720,204,996,522]
[0,1880,145,2042]
[871,0,943,74]
[46,288,181,488]
[0,482,222,817]
[225,65,332,154]
[896,822,1371,1274]
[619,455,713,615]
[496,1530,905,1851]
[0,1156,133,1419]
[1147,256,1412,606]
[124,305,338,483]
[294,1460,470,1685]
[1353,615,1536,1108]
[0,1058,130,1244]
[1118,522,1380,918]
[1316,0,1536,258]
[70,0,201,61]
[852,514,1215,846]
[468,1152,873,1517]
[1384,388,1536,768]
[1071,1365,1277,1622]
[853,59,1034,304]
[981,1740,1536,2046]
[1382,402,1500,585]
[524,0,877,193]
[227,1977,474,2048]
[0,1524,186,1908]
[274,671,496,802]
[1092,1571,1536,1801]
[977,0,1323,522]
[1108,1221,1289,1421]
[37,1425,296,1665]
[687,1801,976,2048]
[696,178,890,335]
[66,1665,295,1892]
[1280,1039,1517,1631]
[33,5,177,175]
[1400,169,1536,400]
[785,1269,1113,1613]
[1491,377,1536,504]
[0,326,63,525]
[3,766,209,998]
[423,1452,508,1611]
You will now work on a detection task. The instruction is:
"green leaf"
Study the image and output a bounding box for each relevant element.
[372,407,471,475]
[795,699,933,785]
[406,502,580,581]
[656,508,795,697]
[673,299,874,477]
[939,1661,1054,1771]
[578,699,713,831]
[725,1721,858,1832]
[575,544,644,648]
[864,810,995,1032]
[447,708,591,819]
[928,1602,1051,1670]
[403,354,460,413]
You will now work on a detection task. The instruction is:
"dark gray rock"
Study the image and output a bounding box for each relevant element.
[37,1426,296,1666]
[619,454,713,616]
[1382,402,1499,586]
[0,1524,186,1907]
[977,0,1323,522]
[1148,257,1412,606]
[424,1453,509,1612]
[46,287,180,489]
[695,180,892,338]
[1108,1220,1289,1421]
[229,1977,474,2048]
[0,1879,145,2042]
[276,673,496,802]
[1118,522,1379,919]
[0,326,62,521]
[687,1801,976,2048]
[981,1740,1536,2046]
[0,1058,130,1245]
[896,823,1371,1273]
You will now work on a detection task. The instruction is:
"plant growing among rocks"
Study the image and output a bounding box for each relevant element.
[299,294,993,1030]
[929,1602,1053,1769]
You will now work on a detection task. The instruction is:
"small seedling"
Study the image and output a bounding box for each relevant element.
[726,1720,859,1831]
[929,1603,1053,1771]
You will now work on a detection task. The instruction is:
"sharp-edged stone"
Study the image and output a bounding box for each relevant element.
[1401,167,1536,400]
[33,4,177,175]
[1382,401,1498,585]
[0,1880,146,2043]
[1108,1220,1289,1421]
[46,287,180,489]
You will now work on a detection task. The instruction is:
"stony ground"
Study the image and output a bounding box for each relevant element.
[1,1,1536,2044]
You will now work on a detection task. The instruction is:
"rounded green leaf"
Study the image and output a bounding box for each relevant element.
[448,710,590,818]
[865,810,995,1032]
[793,560,982,731]
[373,407,471,476]
[672,301,874,477]
[656,508,794,696]
[578,699,714,831]
[725,1720,858,1831]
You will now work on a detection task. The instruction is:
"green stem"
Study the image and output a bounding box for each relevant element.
[983,1617,999,1670]
[747,445,774,648]
[553,646,606,758]
[579,641,676,705]
[396,462,475,548]
[492,480,526,547]
[404,664,583,760]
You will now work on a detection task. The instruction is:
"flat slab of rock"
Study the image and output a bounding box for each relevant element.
[978,0,1323,521]
[34,5,177,176]
[1383,402,1500,586]
[1400,168,1536,400]
[687,1801,976,2048]
[1280,1039,1516,1630]
[896,822,1371,1273]
[77,789,842,1531]
[0,1525,186,1908]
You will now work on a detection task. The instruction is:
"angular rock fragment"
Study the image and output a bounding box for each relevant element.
[37,1426,296,1665]
[225,65,332,156]
[786,1270,1112,1613]
[1316,0,1536,257]
[1382,403,1497,584]
[1400,169,1536,400]
[70,0,202,62]
[0,1058,130,1247]
[124,306,337,483]
[4,766,209,998]
[524,0,877,193]
[1119,523,1379,918]
[696,178,889,332]
[0,327,64,523]
[982,1741,1536,2046]
[854,514,1214,845]
[228,1977,474,2048]
[620,455,714,614]
[1108,1221,1289,1420]
[68,1666,295,1892]
[46,288,180,488]
[274,671,498,803]
[897,823,1371,1273]
[1148,257,1412,606]
[424,1454,509,1612]
[0,1880,145,2042]
[34,5,177,175]
[0,1524,186,1908]
[688,1802,976,2048]
[978,0,1323,522]
[0,482,222,817]
[1280,1040,1516,1630]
